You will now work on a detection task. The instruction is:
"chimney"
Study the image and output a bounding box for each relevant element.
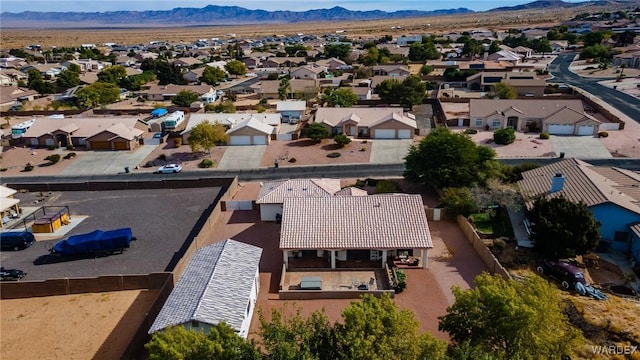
[550,173,565,193]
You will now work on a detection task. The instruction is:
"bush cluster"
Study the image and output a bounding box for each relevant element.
[539,132,550,139]
[598,131,609,138]
[45,154,61,164]
[199,159,215,168]
[493,128,516,145]
[326,152,341,158]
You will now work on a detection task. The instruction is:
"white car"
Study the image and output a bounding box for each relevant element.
[155,164,182,174]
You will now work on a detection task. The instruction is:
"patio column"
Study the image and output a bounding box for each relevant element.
[283,251,289,269]
[330,250,336,269]
[381,250,388,268]
[422,249,428,269]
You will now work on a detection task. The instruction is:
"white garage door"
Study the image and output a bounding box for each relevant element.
[252,135,267,145]
[374,129,395,139]
[229,136,252,145]
[398,129,412,139]
[577,125,594,136]
[547,124,574,135]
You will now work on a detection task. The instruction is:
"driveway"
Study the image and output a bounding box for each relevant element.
[550,136,612,159]
[370,139,412,164]
[58,144,158,175]
[217,145,267,170]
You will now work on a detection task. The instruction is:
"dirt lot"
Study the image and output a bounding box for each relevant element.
[465,130,556,158]
[260,138,372,167]
[137,142,227,173]
[0,289,158,360]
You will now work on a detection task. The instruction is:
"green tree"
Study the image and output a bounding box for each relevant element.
[210,100,236,113]
[404,127,498,189]
[399,75,426,110]
[530,38,552,54]
[528,197,600,258]
[336,294,447,360]
[439,187,477,216]
[97,65,127,84]
[324,44,351,61]
[321,88,358,107]
[187,121,228,157]
[493,127,516,145]
[333,133,351,148]
[492,81,517,99]
[305,122,330,142]
[259,306,338,360]
[56,64,81,88]
[420,65,433,75]
[200,66,226,85]
[172,90,200,107]
[439,273,582,360]
[375,78,401,104]
[75,82,120,107]
[224,60,247,78]
[145,324,262,360]
[26,69,56,94]
[278,77,291,100]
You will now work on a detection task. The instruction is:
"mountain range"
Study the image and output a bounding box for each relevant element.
[0,0,633,28]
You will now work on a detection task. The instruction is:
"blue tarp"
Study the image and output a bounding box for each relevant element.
[52,228,133,256]
[151,108,168,117]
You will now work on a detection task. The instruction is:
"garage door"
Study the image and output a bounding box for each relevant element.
[577,125,594,136]
[374,129,395,139]
[252,135,267,145]
[547,124,574,135]
[398,129,412,139]
[114,141,129,150]
[229,136,251,145]
[90,141,111,150]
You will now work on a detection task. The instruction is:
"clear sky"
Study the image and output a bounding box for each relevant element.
[0,0,589,13]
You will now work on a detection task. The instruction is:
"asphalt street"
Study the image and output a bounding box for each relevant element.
[548,53,640,122]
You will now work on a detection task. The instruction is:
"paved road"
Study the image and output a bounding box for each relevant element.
[548,53,640,122]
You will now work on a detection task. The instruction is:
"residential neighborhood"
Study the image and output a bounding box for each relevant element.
[2,2,640,359]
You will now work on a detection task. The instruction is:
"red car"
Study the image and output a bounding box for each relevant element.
[536,259,587,290]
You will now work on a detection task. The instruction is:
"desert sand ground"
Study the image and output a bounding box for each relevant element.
[0,290,158,360]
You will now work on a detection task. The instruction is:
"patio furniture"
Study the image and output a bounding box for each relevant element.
[300,276,322,290]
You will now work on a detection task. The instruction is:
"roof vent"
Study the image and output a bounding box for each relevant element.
[373,203,381,208]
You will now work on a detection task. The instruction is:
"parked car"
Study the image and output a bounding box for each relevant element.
[152,132,163,139]
[536,259,587,289]
[0,267,26,281]
[155,164,182,174]
[0,230,36,251]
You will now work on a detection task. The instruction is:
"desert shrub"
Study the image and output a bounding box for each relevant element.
[539,132,550,139]
[334,133,351,148]
[63,152,76,159]
[493,238,507,250]
[288,157,297,163]
[157,153,167,161]
[360,147,366,152]
[24,163,34,172]
[174,138,182,148]
[598,131,609,138]
[256,105,266,113]
[361,140,368,144]
[144,161,156,168]
[45,154,61,164]
[66,144,74,150]
[199,158,214,168]
[48,144,57,150]
[493,127,516,145]
[463,129,478,134]
[327,152,341,158]
[375,180,399,194]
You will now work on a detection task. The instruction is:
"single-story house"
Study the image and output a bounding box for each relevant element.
[262,57,306,69]
[372,65,411,77]
[180,113,280,144]
[468,99,601,136]
[280,194,433,269]
[397,35,423,46]
[172,57,203,68]
[503,78,547,97]
[316,57,347,71]
[254,79,318,100]
[142,84,214,101]
[314,107,417,139]
[226,117,275,145]
[290,65,325,80]
[0,185,20,228]
[351,86,373,100]
[256,178,342,221]
[276,100,306,122]
[466,71,538,92]
[149,239,262,339]
[0,86,38,110]
[518,158,640,263]
[22,116,146,150]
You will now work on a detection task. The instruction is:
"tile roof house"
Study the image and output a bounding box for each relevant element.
[518,158,640,261]
[280,194,433,269]
[180,113,281,145]
[255,79,318,100]
[149,239,262,338]
[314,107,416,139]
[468,99,601,136]
[226,117,275,146]
[142,83,214,101]
[276,100,306,121]
[22,116,146,150]
[0,86,38,110]
[371,65,411,77]
[290,65,326,80]
[256,178,342,221]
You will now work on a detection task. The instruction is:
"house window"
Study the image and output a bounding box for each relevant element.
[492,120,501,128]
[475,120,483,127]
[191,320,199,327]
[614,231,628,242]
